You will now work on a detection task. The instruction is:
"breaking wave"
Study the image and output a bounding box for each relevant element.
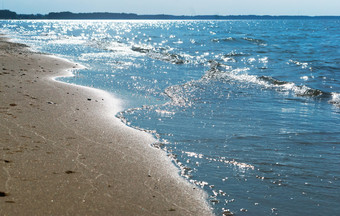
[164,60,339,107]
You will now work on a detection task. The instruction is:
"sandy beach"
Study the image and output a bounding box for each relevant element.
[0,35,212,215]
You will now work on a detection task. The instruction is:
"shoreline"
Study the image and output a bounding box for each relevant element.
[0,35,213,215]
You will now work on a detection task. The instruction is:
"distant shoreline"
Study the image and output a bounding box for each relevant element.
[1,10,340,20]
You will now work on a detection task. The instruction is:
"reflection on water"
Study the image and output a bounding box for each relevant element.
[1,19,340,215]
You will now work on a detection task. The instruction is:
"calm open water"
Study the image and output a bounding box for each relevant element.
[1,19,340,215]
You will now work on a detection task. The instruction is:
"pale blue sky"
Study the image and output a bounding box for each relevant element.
[3,0,340,15]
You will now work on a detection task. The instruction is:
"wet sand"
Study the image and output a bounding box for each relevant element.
[0,35,213,215]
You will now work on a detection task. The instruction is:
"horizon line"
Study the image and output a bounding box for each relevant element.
[1,9,340,17]
[1,10,340,19]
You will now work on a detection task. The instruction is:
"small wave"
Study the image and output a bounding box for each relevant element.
[211,37,267,46]
[204,155,255,170]
[86,39,141,57]
[258,76,326,97]
[224,159,255,170]
[289,59,312,70]
[131,45,189,64]
[164,84,192,106]
[242,37,267,46]
[224,50,249,57]
[164,59,338,108]
[131,46,149,53]
[116,106,164,139]
[184,151,254,170]
[203,61,249,81]
[211,37,235,43]
[208,60,232,71]
[203,63,333,99]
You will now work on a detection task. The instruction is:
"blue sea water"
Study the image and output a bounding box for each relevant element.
[1,19,340,215]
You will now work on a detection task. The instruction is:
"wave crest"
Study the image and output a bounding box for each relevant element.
[131,45,189,64]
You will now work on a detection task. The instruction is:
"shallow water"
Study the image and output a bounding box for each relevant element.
[1,19,340,215]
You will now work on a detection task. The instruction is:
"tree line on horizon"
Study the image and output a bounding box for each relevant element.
[0,10,339,20]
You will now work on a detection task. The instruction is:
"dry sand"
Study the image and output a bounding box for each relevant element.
[0,35,213,215]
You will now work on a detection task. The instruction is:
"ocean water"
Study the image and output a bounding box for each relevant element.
[1,19,340,215]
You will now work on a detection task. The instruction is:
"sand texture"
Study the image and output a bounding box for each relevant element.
[0,35,213,215]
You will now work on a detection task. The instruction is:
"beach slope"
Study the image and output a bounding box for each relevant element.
[0,36,212,215]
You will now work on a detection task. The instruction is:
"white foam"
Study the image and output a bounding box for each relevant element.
[155,109,175,117]
[300,76,309,81]
[329,92,340,105]
[259,57,268,64]
[107,42,142,56]
[48,37,85,45]
[289,59,312,70]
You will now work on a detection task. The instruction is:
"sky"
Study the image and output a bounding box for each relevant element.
[2,0,340,16]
